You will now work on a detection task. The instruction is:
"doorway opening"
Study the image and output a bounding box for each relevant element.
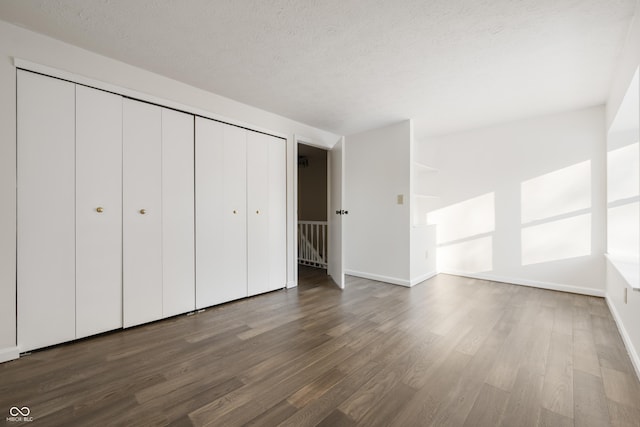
[297,143,329,282]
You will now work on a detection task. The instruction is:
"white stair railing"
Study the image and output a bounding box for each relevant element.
[298,221,328,268]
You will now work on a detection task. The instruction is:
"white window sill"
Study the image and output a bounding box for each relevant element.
[606,254,640,291]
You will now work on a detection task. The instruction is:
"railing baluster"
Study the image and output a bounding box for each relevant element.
[313,223,317,263]
[321,225,326,263]
[303,223,307,262]
[308,224,311,266]
[307,224,313,261]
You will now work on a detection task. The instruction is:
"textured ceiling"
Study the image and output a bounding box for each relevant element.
[0,0,636,139]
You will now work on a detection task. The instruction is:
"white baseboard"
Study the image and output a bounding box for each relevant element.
[344,270,412,287]
[605,295,640,382]
[410,271,438,286]
[345,268,605,296]
[439,270,605,297]
[0,346,19,364]
[286,281,297,289]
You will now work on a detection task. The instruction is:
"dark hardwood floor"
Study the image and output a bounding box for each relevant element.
[2,267,639,426]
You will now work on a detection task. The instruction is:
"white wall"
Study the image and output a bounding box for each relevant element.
[0,20,339,362]
[429,106,607,296]
[607,0,640,129]
[344,120,412,285]
[604,0,640,379]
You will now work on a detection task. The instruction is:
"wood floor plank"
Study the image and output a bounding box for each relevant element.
[388,350,472,426]
[485,325,536,391]
[338,369,401,423]
[573,326,602,378]
[287,367,346,409]
[463,383,510,427]
[608,399,640,427]
[601,366,640,409]
[279,361,381,427]
[553,303,574,337]
[317,409,356,427]
[597,342,638,376]
[538,407,573,427]
[428,306,515,426]
[574,369,612,427]
[573,304,592,331]
[541,332,574,419]
[499,367,545,427]
[147,377,245,424]
[244,399,299,427]
[588,296,612,318]
[355,382,416,427]
[453,308,503,356]
[521,305,554,376]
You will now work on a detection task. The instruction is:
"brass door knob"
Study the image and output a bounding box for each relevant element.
[139,209,147,215]
[96,207,104,213]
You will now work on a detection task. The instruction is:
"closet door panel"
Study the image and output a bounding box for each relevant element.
[162,108,195,318]
[17,71,76,351]
[195,117,224,308]
[123,99,163,327]
[195,118,223,308]
[221,124,248,301]
[247,132,270,296]
[75,86,123,338]
[268,136,287,291]
[195,119,247,308]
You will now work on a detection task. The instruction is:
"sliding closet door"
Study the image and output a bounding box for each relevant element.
[162,108,195,318]
[268,136,287,291]
[195,118,248,308]
[247,132,287,296]
[123,99,163,327]
[247,132,271,295]
[17,71,76,352]
[75,86,123,338]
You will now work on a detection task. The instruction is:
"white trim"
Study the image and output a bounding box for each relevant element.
[605,295,640,381]
[0,347,19,364]
[439,270,606,297]
[410,271,438,286]
[295,135,332,151]
[292,137,300,289]
[287,281,297,289]
[345,270,413,287]
[295,136,333,288]
[13,58,289,141]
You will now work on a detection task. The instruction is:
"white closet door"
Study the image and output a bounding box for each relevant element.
[76,86,123,338]
[17,71,76,352]
[328,138,345,288]
[195,118,223,308]
[162,108,195,318]
[195,119,247,308]
[247,132,271,296]
[268,136,287,291]
[123,99,163,327]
